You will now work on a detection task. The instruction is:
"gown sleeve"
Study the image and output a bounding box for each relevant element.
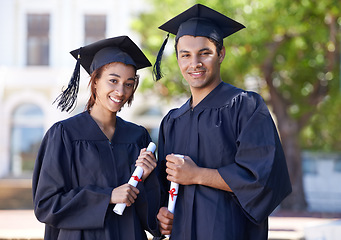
[217,92,292,224]
[32,123,113,230]
[134,128,162,237]
[156,111,175,207]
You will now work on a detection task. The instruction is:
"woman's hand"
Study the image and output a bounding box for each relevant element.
[135,148,157,181]
[110,184,139,206]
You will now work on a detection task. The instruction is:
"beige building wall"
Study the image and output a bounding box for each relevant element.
[0,0,165,178]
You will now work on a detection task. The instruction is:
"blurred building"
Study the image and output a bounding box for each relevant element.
[1,0,340,214]
[0,0,164,180]
[302,152,341,213]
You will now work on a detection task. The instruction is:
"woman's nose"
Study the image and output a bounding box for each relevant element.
[115,84,124,96]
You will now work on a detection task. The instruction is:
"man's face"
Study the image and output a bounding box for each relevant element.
[176,35,225,92]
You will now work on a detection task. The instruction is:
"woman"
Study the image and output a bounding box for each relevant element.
[32,36,160,239]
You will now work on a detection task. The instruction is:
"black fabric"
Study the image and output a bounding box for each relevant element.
[153,4,245,81]
[159,4,245,45]
[157,82,292,240]
[56,36,151,112]
[70,36,151,75]
[33,111,160,240]
[89,47,137,74]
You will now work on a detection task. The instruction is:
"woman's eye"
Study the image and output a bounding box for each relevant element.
[125,82,134,88]
[110,79,117,83]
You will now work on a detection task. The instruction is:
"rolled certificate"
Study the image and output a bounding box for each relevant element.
[113,142,156,215]
[165,154,183,238]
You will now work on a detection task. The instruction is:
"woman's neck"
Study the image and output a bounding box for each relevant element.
[90,105,117,141]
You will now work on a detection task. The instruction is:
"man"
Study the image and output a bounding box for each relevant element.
[154,4,292,240]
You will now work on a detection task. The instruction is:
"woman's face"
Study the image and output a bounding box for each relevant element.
[93,62,136,114]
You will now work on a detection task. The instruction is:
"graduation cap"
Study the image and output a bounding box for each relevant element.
[153,4,245,80]
[55,36,151,112]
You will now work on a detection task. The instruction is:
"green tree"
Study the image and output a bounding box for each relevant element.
[133,0,341,211]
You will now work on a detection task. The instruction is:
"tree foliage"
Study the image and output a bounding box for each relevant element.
[133,0,341,210]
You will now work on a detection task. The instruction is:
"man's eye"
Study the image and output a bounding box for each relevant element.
[201,52,210,55]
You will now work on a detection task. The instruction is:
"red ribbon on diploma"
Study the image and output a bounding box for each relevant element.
[168,188,177,201]
[132,176,142,182]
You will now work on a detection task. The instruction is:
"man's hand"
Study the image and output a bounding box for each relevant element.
[157,207,174,236]
[166,154,232,191]
[166,154,199,185]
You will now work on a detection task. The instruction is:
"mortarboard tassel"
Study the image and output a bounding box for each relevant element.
[153,33,169,81]
[54,47,82,112]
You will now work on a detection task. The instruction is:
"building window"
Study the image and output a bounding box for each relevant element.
[84,14,106,45]
[26,14,50,66]
[10,104,44,177]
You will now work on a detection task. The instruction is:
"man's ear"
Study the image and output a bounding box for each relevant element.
[219,46,226,64]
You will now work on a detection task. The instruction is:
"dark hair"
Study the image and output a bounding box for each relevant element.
[175,37,223,57]
[85,64,139,112]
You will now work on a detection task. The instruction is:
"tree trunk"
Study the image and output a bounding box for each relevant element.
[261,39,308,211]
[268,80,308,210]
[277,117,308,210]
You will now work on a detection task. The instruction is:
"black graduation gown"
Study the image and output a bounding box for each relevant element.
[157,82,292,240]
[32,111,160,240]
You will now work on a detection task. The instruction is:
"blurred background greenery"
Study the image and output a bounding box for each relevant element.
[132,0,341,211]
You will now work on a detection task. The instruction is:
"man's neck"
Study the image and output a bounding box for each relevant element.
[190,80,222,108]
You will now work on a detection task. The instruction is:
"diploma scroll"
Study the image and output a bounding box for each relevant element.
[113,142,156,215]
[165,154,183,238]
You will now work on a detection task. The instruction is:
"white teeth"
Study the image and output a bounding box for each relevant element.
[110,96,122,103]
[192,72,201,75]
[191,72,203,76]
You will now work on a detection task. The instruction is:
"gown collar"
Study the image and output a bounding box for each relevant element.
[83,111,122,142]
[172,82,241,118]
